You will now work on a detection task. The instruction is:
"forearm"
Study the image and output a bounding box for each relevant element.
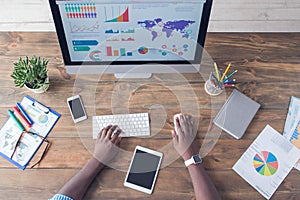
[58,158,104,200]
[187,164,221,200]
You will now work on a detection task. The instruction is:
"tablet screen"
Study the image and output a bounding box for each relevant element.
[126,149,161,189]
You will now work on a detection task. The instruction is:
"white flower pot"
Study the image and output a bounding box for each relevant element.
[24,77,49,94]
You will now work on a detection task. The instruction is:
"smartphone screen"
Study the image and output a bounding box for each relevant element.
[68,98,85,119]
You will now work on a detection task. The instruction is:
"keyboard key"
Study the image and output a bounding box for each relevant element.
[93,113,150,138]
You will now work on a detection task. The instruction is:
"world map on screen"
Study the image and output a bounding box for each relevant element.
[137,18,195,41]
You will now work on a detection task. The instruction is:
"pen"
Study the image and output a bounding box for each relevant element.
[222,70,238,83]
[214,62,220,81]
[224,84,235,88]
[211,73,224,89]
[223,79,236,84]
[220,63,231,82]
[13,106,32,129]
[16,103,33,125]
[7,110,25,131]
[209,72,217,87]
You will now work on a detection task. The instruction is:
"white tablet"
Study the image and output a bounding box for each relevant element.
[124,145,163,194]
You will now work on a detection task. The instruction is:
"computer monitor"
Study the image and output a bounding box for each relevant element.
[49,0,212,78]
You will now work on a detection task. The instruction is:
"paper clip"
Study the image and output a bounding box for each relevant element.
[32,101,49,114]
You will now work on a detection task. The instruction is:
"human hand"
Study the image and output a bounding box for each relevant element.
[172,114,198,160]
[93,125,122,165]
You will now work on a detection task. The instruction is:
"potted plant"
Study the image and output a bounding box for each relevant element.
[11,56,50,93]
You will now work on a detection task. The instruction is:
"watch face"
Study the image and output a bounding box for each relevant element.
[193,155,202,164]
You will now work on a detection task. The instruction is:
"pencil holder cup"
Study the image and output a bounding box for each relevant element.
[204,72,225,96]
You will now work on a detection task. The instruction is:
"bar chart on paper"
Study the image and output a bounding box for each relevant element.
[283,96,300,170]
[289,120,300,171]
[290,121,300,146]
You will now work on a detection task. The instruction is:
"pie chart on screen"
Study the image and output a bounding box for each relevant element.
[253,151,278,176]
[138,47,148,54]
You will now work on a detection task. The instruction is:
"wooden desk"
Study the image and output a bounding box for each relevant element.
[0,32,299,199]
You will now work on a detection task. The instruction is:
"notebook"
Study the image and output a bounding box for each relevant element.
[213,89,260,139]
[0,96,60,170]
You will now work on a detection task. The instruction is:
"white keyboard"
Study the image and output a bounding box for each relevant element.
[93,113,150,138]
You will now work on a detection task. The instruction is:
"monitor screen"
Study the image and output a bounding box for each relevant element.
[49,0,212,74]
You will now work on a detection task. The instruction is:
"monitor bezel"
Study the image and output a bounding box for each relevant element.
[49,0,213,67]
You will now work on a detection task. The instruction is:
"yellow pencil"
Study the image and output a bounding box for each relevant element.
[220,63,232,82]
[214,62,220,81]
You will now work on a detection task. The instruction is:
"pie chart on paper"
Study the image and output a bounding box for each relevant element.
[253,151,278,176]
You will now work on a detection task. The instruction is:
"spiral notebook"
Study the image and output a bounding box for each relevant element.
[0,96,60,170]
[213,89,260,139]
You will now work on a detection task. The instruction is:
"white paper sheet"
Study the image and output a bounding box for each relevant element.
[233,125,300,199]
[283,96,300,170]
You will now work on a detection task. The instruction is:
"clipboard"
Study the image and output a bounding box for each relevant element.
[0,95,60,170]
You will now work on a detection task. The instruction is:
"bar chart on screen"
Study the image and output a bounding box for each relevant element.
[105,6,129,22]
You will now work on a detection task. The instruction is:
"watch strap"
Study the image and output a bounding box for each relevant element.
[184,158,195,167]
[184,154,202,167]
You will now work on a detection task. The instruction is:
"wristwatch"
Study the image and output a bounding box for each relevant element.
[184,154,202,167]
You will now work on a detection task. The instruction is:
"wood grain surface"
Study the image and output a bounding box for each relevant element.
[0,32,299,199]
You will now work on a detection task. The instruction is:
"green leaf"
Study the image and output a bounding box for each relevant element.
[10,56,50,89]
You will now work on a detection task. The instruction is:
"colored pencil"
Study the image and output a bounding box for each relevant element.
[222,70,238,83]
[214,62,220,81]
[209,72,217,87]
[211,73,224,89]
[220,63,231,82]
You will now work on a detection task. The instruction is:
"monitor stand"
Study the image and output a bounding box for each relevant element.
[114,73,152,79]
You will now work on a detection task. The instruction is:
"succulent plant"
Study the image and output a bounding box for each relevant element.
[11,56,50,89]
